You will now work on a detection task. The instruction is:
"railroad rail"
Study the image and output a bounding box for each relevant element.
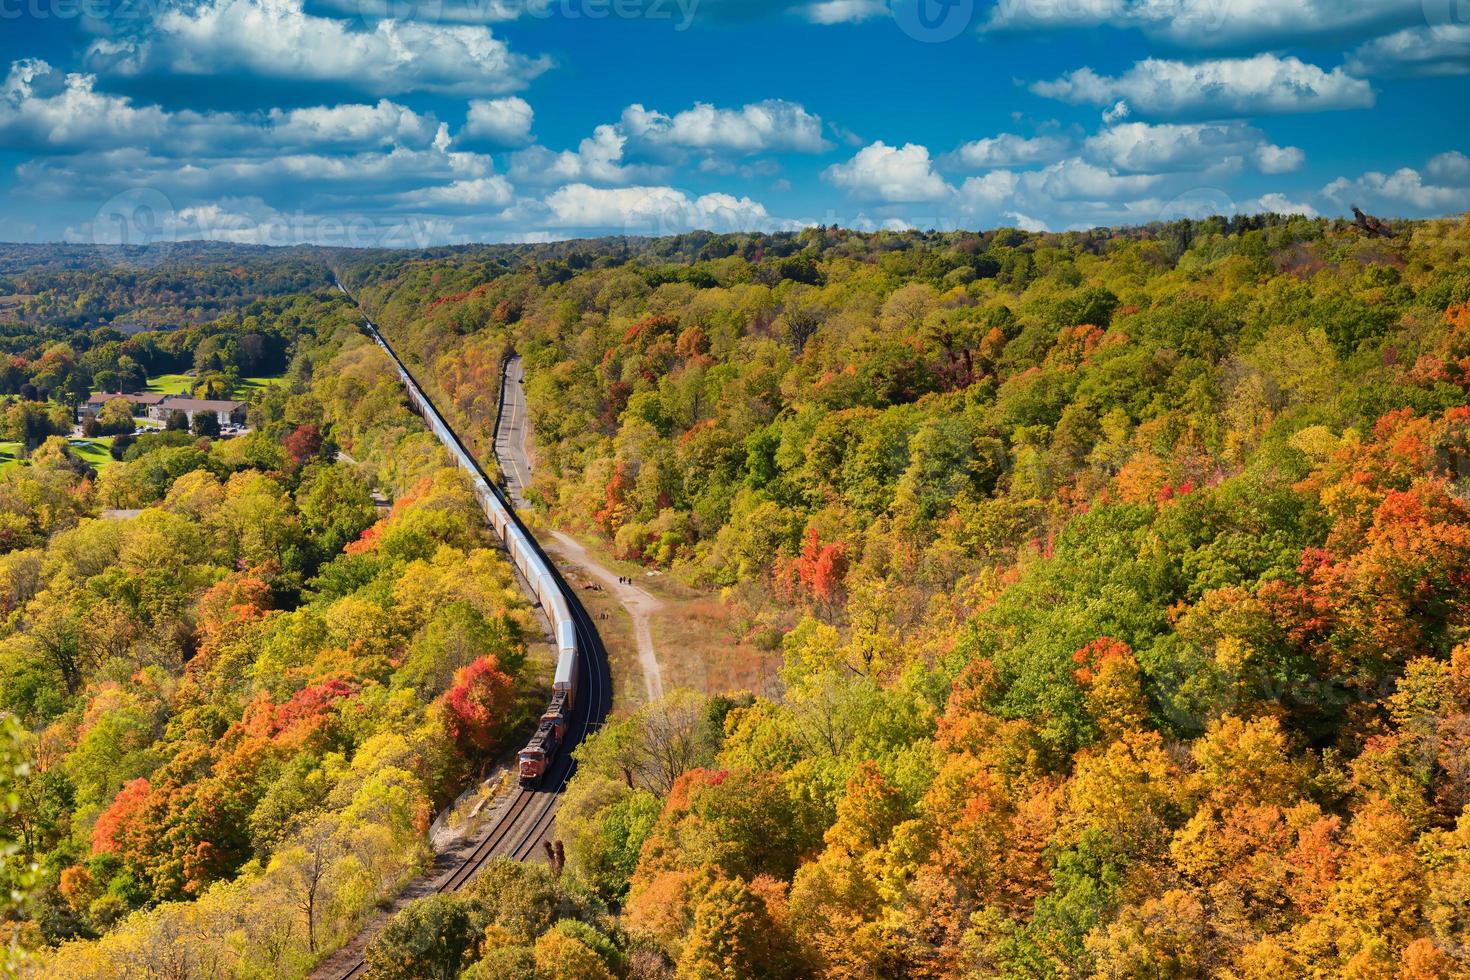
[328,282,613,979]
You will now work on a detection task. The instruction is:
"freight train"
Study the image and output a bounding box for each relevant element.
[338,282,579,787]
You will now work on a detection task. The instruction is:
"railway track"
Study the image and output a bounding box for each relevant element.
[327,283,613,980]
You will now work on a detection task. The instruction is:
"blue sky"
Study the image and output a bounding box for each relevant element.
[0,0,1467,246]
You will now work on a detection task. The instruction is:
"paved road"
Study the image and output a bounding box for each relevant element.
[499,356,666,702]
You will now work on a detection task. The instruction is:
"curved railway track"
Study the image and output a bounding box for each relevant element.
[328,283,613,980]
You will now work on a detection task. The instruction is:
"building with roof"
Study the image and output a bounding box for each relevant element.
[147,397,248,427]
[79,392,168,416]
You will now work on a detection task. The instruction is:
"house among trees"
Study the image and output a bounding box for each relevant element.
[146,396,247,427]
[78,392,168,416]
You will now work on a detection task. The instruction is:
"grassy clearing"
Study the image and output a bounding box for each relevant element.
[650,598,781,699]
[0,441,23,472]
[143,373,195,395]
[238,374,284,392]
[69,437,115,469]
[538,524,781,707]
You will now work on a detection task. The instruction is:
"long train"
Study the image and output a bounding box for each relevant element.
[335,282,577,786]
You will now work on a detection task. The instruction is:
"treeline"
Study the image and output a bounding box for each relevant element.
[0,243,331,331]
[1,292,547,977]
[343,214,1470,977]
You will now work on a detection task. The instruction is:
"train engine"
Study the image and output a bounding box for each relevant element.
[518,692,570,787]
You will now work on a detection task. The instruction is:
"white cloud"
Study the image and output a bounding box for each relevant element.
[16,143,495,204]
[1324,166,1470,214]
[68,195,450,248]
[1427,151,1470,185]
[505,99,829,191]
[1006,211,1050,232]
[1250,193,1317,217]
[1347,25,1470,78]
[463,96,534,144]
[985,0,1424,49]
[87,0,550,96]
[949,133,1069,169]
[265,100,441,149]
[398,176,514,209]
[1032,55,1374,118]
[508,125,661,185]
[620,100,830,154]
[1253,143,1304,174]
[823,141,951,202]
[802,0,886,22]
[1025,157,1162,199]
[0,60,168,151]
[1102,100,1130,125]
[538,183,774,233]
[1,60,443,156]
[1083,121,1300,174]
[954,170,1020,209]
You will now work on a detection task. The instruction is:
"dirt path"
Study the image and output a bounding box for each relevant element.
[500,357,666,702]
[547,530,666,701]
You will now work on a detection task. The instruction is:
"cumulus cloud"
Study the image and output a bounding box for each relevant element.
[1427,151,1470,185]
[16,143,494,203]
[264,100,442,149]
[1347,25,1470,78]
[397,176,514,209]
[86,0,551,96]
[620,100,830,154]
[463,97,534,144]
[1083,121,1301,174]
[948,133,1069,169]
[1250,193,1318,217]
[823,141,951,202]
[1,60,444,156]
[1032,56,1375,118]
[1324,165,1470,214]
[69,194,450,248]
[1253,143,1305,174]
[507,125,662,185]
[985,0,1424,49]
[1,60,168,151]
[537,183,774,233]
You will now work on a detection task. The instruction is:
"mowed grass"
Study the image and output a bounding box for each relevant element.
[0,441,23,472]
[0,437,116,471]
[238,374,284,392]
[143,374,195,395]
[138,371,285,397]
[69,437,115,469]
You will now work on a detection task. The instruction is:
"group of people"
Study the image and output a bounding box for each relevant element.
[617,575,634,586]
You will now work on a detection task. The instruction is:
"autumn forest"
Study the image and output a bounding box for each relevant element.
[4,212,1470,978]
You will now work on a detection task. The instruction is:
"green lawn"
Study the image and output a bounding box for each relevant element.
[0,441,23,472]
[69,437,115,469]
[144,373,195,395]
[238,373,285,393]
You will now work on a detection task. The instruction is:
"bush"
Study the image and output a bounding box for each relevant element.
[363,894,482,980]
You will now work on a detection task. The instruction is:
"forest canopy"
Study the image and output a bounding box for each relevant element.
[5,212,1470,977]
